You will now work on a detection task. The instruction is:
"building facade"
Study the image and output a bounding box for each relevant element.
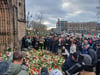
[97,23,100,33]
[66,22,97,33]
[56,19,67,33]
[56,19,97,33]
[0,0,26,50]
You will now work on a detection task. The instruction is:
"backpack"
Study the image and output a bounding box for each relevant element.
[87,47,97,65]
[0,61,10,75]
[0,61,22,75]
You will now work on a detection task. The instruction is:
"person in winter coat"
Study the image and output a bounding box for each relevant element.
[87,47,97,66]
[6,51,29,75]
[58,37,62,49]
[65,54,93,75]
[25,36,32,48]
[81,47,97,74]
[52,37,59,54]
[96,44,100,75]
[75,37,82,52]
[82,40,90,54]
[58,37,65,49]
[34,37,40,50]
[88,38,92,46]
[24,36,29,48]
[65,37,71,52]
[44,36,48,50]
[61,46,69,59]
[48,36,53,51]
[80,46,97,75]
[21,36,26,49]
[32,36,36,48]
[39,36,44,50]
[70,38,76,54]
[92,41,96,51]
[80,53,95,75]
[62,52,79,72]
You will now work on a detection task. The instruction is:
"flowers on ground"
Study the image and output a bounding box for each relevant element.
[0,49,65,75]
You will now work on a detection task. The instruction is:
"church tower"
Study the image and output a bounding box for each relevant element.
[0,0,26,50]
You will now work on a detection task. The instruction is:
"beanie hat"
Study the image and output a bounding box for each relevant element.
[40,67,49,75]
[82,54,92,65]
[82,54,93,72]
[49,69,63,75]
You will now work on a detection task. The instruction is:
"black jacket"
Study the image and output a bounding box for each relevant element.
[62,55,76,72]
[96,48,100,59]
[87,47,97,65]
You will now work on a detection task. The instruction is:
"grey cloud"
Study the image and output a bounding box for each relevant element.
[26,0,99,28]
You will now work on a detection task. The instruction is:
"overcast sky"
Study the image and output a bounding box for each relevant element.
[26,0,99,29]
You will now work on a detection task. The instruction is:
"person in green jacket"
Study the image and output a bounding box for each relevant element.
[7,51,29,75]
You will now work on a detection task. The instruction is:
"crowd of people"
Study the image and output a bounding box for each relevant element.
[21,33,100,75]
[1,33,100,75]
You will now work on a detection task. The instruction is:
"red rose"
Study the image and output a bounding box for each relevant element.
[32,68,36,71]
[31,71,33,74]
[33,48,36,51]
[7,56,9,59]
[51,57,53,59]
[26,64,29,67]
[33,57,36,60]
[40,56,43,58]
[54,65,57,68]
[37,69,39,72]
[49,68,52,71]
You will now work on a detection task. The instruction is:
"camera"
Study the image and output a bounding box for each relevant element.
[65,63,82,75]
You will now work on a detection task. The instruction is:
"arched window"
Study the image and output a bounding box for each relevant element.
[19,2,21,6]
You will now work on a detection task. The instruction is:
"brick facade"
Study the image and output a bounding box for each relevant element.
[0,0,26,50]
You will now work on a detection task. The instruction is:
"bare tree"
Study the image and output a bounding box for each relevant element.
[33,11,46,32]
[31,21,47,33]
[26,11,33,28]
[35,11,44,24]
